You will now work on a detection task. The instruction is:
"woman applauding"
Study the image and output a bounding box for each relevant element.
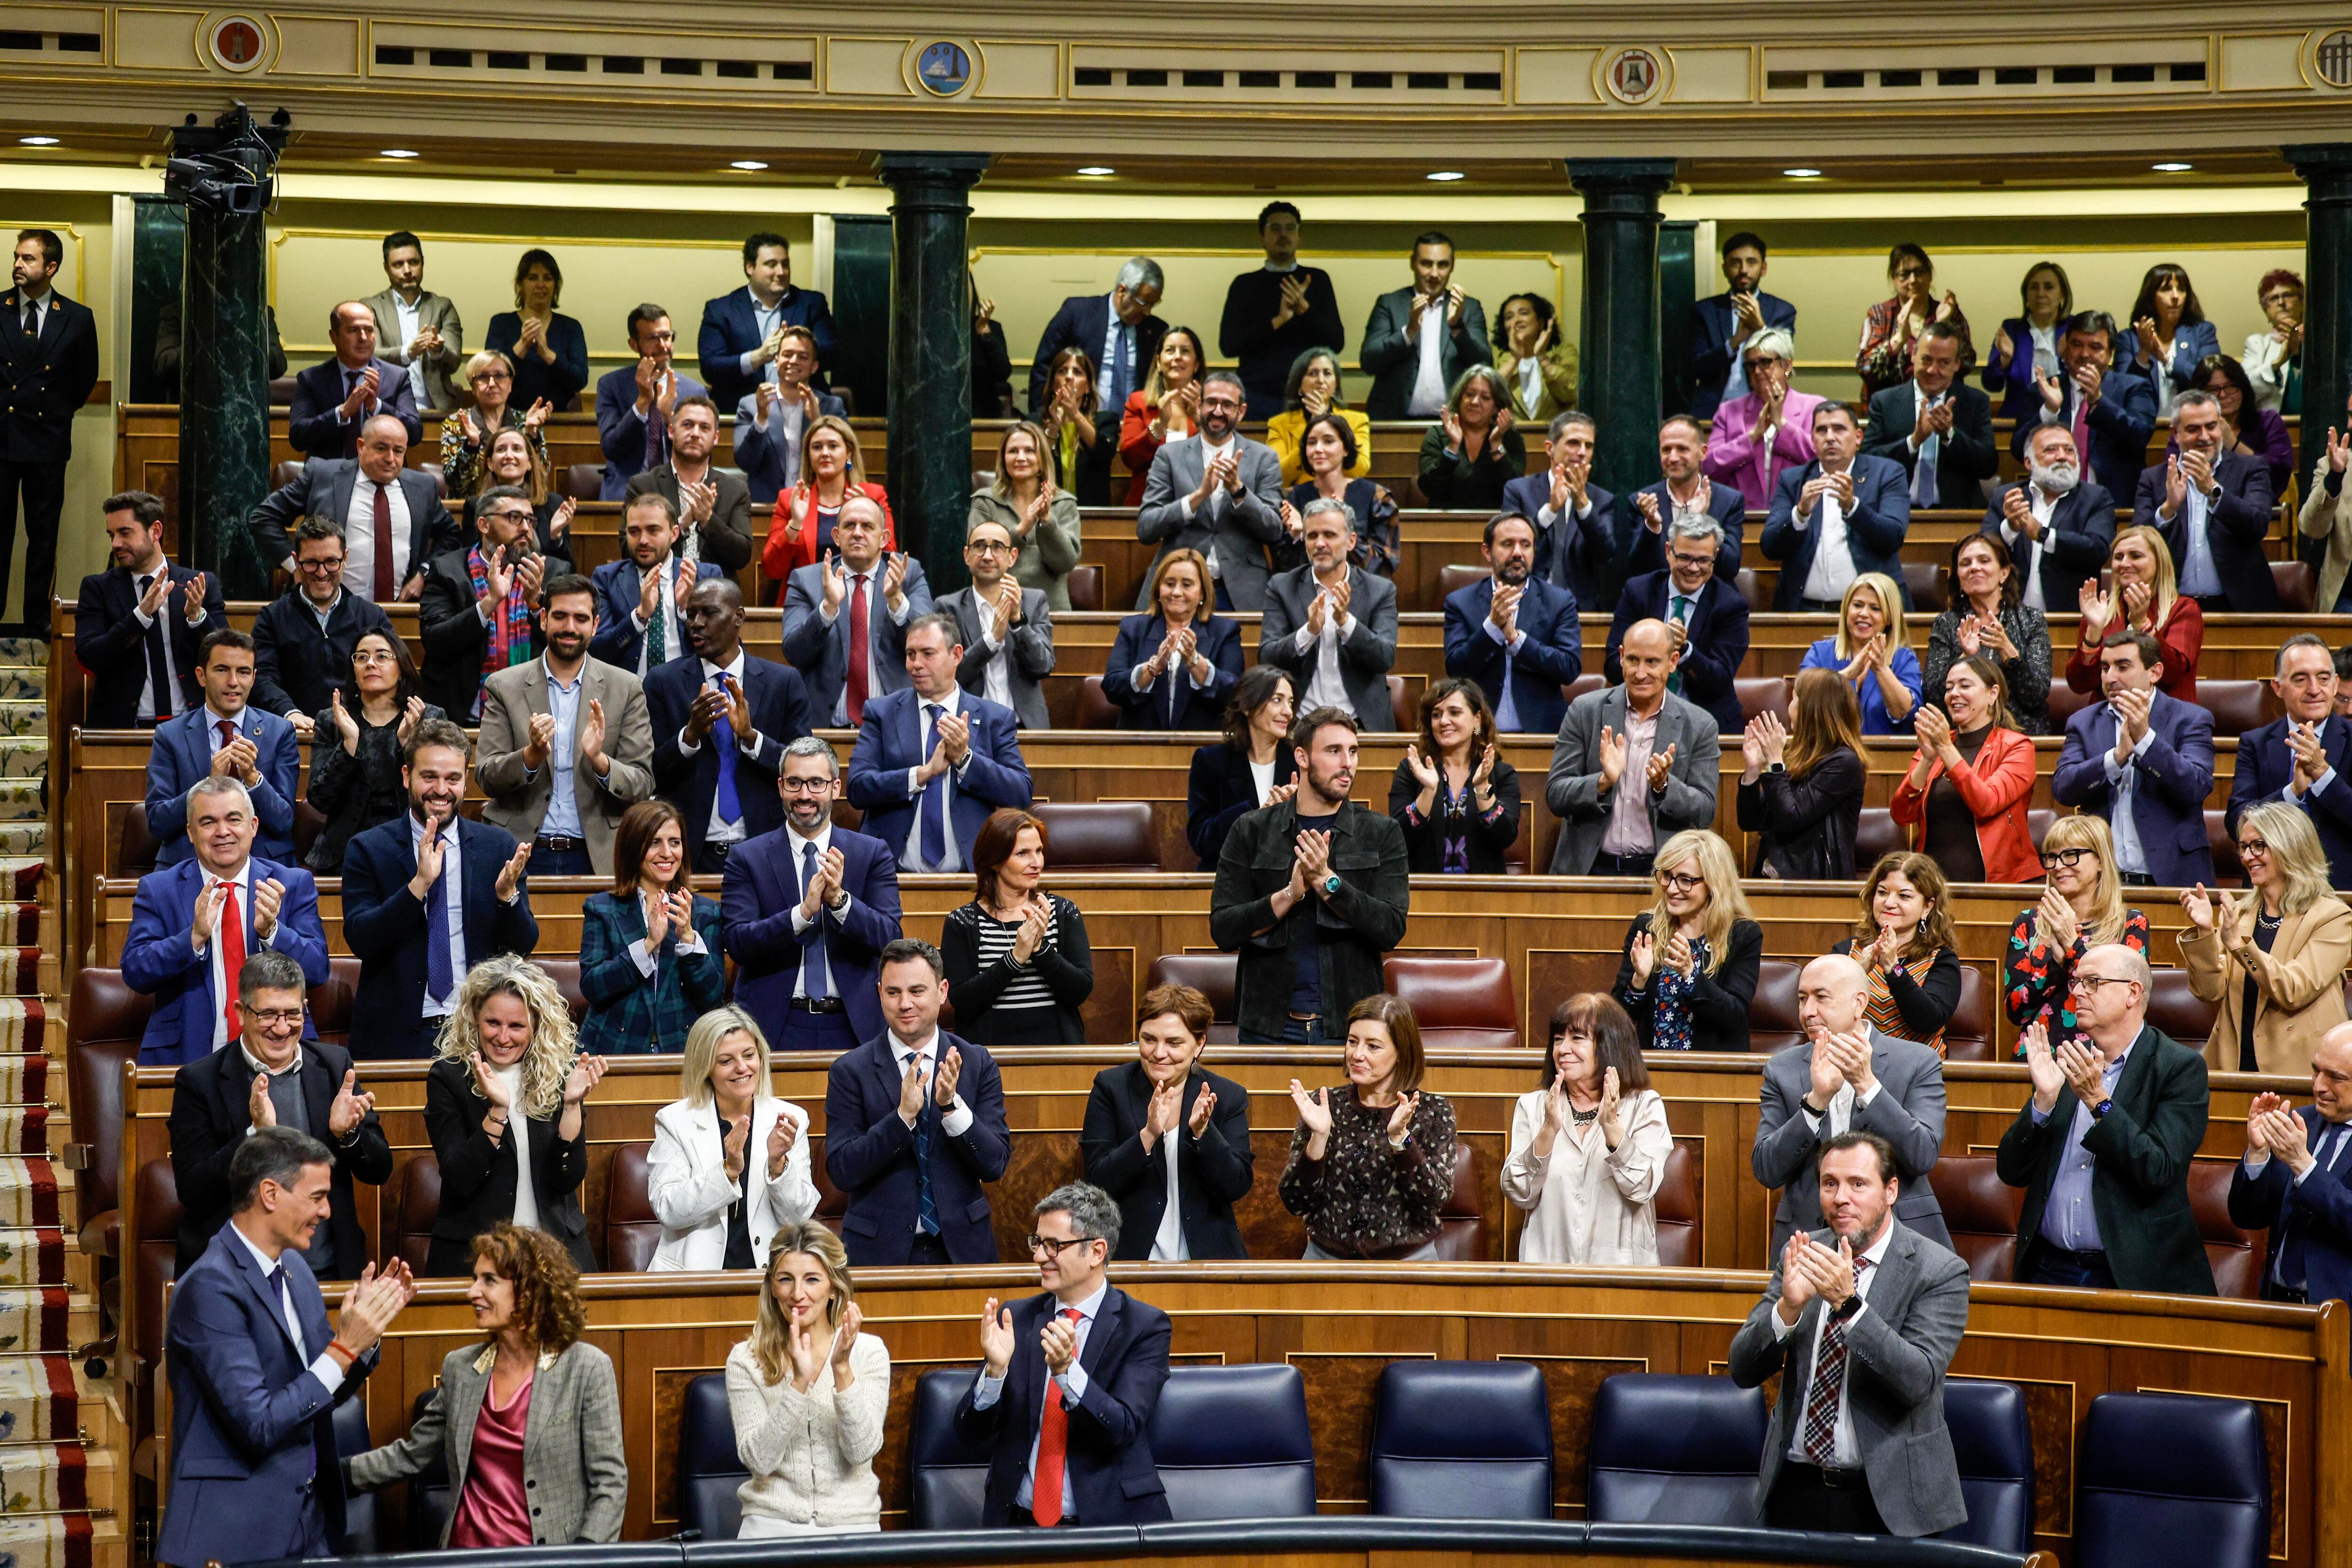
[2067,525,2201,704]
[725,1224,888,1537]
[1611,829,1764,1053]
[577,800,725,1056]
[2180,802,2352,1076]
[1832,853,1963,1053]
[1390,678,1520,874]
[1736,667,1865,880]
[647,1008,818,1271]
[1891,655,2039,885]
[1279,995,1459,1260]
[1503,993,1669,1265]
[941,808,1094,1046]
[2003,816,2148,1054]
[1924,534,2051,735]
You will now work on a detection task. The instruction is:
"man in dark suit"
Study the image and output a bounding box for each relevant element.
[593,303,706,500]
[2140,389,2279,612]
[0,228,99,631]
[145,630,301,866]
[1605,515,1750,738]
[648,576,810,873]
[1080,988,1255,1260]
[247,418,457,594]
[121,775,329,1066]
[1861,322,1998,511]
[157,1127,411,1567]
[1685,230,1797,421]
[1996,944,2214,1293]
[1257,500,1399,729]
[74,488,226,728]
[417,484,542,722]
[824,937,1011,1264]
[167,950,390,1274]
[1501,412,1618,607]
[2052,630,2216,887]
[340,719,539,1058]
[2227,633,2352,889]
[780,495,934,726]
[957,1180,1174,1527]
[1026,261,1167,418]
[731,325,844,503]
[1760,401,1912,611]
[2231,1023,2352,1304]
[938,515,1055,730]
[1982,423,2116,614]
[1622,415,1748,586]
[1359,231,1492,420]
[622,395,753,574]
[286,301,422,460]
[697,231,837,406]
[249,516,395,736]
[1443,512,1582,734]
[587,490,726,677]
[848,612,1034,873]
[1218,201,1344,420]
[2008,311,2157,506]
[723,737,905,1052]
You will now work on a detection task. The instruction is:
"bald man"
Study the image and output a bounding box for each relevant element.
[286,300,422,459]
[1754,954,1951,1259]
[1545,618,1719,874]
[2230,1022,2352,1304]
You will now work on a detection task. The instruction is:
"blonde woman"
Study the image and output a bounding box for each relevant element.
[1796,571,1919,734]
[1831,852,1963,1053]
[2181,802,2352,1076]
[647,1007,818,1271]
[725,1222,888,1536]
[763,414,895,580]
[1611,829,1764,1053]
[424,956,607,1275]
[2296,399,2352,614]
[968,421,1082,610]
[1503,993,1670,1265]
[2067,523,2202,704]
[2003,815,2151,1053]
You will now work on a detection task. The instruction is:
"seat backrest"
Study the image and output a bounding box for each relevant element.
[1147,1363,1317,1520]
[1144,953,1237,1043]
[1734,676,1790,727]
[1733,568,1771,614]
[2272,559,2317,613]
[405,1386,454,1544]
[131,1157,183,1422]
[602,1141,660,1273]
[388,1155,441,1273]
[1386,673,1411,732]
[1368,1359,1551,1519]
[1034,801,1159,871]
[2046,677,2093,731]
[2145,966,2218,1055]
[1940,1379,2034,1554]
[1746,958,1805,1053]
[1903,560,1948,612]
[2026,808,2055,851]
[535,958,588,1025]
[309,955,359,1046]
[2201,679,2279,739]
[2076,1392,2268,1568]
[2190,1158,2265,1300]
[270,459,304,491]
[909,1365,993,1528]
[562,463,603,501]
[1652,1143,1698,1267]
[1065,564,1102,612]
[1425,1142,1489,1261]
[675,1371,746,1541]
[1932,1153,2024,1282]
[335,1397,381,1553]
[67,967,149,1224]
[1438,564,1486,601]
[117,804,159,876]
[1077,674,1120,730]
[1942,965,1995,1061]
[1382,956,1517,1049]
[1585,1372,1767,1527]
[1856,807,1905,864]
[2206,810,2246,885]
[1563,673,1606,707]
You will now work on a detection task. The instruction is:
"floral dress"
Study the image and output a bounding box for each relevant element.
[1649,935,1715,1052]
[2003,908,2150,1053]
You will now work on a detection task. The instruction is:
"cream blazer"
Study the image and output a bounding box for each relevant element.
[647,1095,819,1270]
[2181,895,2352,1077]
[1501,1086,1672,1265]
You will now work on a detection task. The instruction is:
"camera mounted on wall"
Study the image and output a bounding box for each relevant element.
[165,103,289,216]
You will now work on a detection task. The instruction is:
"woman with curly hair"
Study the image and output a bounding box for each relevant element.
[345,1223,627,1546]
[424,955,609,1275]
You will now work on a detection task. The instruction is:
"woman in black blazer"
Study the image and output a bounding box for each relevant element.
[1734,667,1867,880]
[1389,678,1522,874]
[1610,829,1765,1053]
[1035,346,1120,506]
[940,809,1094,1046]
[1186,666,1297,870]
[1078,982,1255,1260]
[422,955,607,1275]
[483,249,590,412]
[307,630,444,874]
[1099,548,1242,731]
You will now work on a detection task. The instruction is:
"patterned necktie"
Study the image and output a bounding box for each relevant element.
[142,575,174,717]
[711,676,742,824]
[2071,394,2092,475]
[911,1052,940,1236]
[217,718,237,758]
[1800,1254,1875,1465]
[801,840,831,999]
[919,704,949,868]
[215,879,245,1039]
[1667,595,1690,694]
[643,564,667,671]
[1032,1307,1086,1526]
[644,377,667,470]
[423,830,455,1004]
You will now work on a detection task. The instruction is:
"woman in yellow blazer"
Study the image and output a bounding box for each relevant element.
[1263,348,1372,486]
[2179,801,2352,1076]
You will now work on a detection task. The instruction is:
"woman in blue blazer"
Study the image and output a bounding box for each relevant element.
[2124,263,2219,417]
[484,248,591,412]
[578,800,724,1055]
[1099,548,1242,731]
[1980,261,2073,420]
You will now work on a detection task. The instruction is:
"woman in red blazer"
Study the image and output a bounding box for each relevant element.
[1116,327,1206,506]
[1891,653,2041,884]
[762,413,895,589]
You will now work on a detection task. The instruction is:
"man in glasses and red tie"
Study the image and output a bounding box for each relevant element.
[143,628,301,868]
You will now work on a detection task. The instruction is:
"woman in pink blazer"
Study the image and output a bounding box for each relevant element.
[1701,327,1823,512]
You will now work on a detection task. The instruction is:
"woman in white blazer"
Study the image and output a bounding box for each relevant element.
[1503,992,1673,1265]
[647,1007,819,1271]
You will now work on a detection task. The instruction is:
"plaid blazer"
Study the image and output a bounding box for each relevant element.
[576,889,725,1054]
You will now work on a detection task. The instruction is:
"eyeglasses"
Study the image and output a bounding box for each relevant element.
[296,556,344,574]
[1027,1234,1093,1257]
[2066,975,2138,997]
[469,370,512,385]
[239,1006,306,1028]
[968,540,1015,557]
[1657,871,1705,893]
[2039,848,2093,871]
[2238,839,2272,860]
[779,776,834,794]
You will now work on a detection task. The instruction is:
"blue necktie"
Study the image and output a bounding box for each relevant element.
[910,1052,940,1236]
[802,840,832,1000]
[1112,325,1135,406]
[711,677,742,824]
[423,832,454,1004]
[919,703,949,868]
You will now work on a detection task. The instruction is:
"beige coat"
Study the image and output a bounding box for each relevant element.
[473,654,656,876]
[2297,455,2352,614]
[1501,1086,1672,1264]
[2181,895,2352,1076]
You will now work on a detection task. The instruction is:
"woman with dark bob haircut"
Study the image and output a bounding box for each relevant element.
[940,808,1094,1045]
[577,799,725,1056]
[1185,665,1296,870]
[307,622,445,873]
[1503,993,1671,1264]
[1285,409,1399,577]
[1391,676,1521,874]
[483,247,589,413]
[1280,993,1460,1259]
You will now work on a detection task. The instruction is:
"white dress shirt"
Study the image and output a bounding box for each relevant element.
[890,1029,976,1138]
[739,292,785,376]
[1406,295,1449,418]
[673,650,764,845]
[970,588,1017,711]
[816,564,912,727]
[131,564,204,723]
[193,857,297,1053]
[1999,485,2061,610]
[1798,468,1859,606]
[1773,1219,1896,1465]
[898,686,973,874]
[967,1279,1108,1519]
[1796,1070,1882,1139]
[491,1060,538,1228]
[1152,1120,1188,1261]
[631,557,684,673]
[342,475,413,597]
[391,293,427,407]
[409,812,465,1017]
[227,1220,349,1398]
[626,886,707,977]
[1292,573,1358,717]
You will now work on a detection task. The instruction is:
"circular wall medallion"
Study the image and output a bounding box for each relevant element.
[1601,46,1667,105]
[207,15,268,72]
[2318,30,2352,88]
[915,40,974,97]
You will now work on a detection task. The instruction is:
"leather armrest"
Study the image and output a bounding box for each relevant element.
[61,1143,89,1172]
[76,1209,117,1259]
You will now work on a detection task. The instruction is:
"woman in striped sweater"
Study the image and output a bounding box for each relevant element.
[940,808,1096,1046]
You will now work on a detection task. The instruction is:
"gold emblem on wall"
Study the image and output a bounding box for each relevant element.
[205,15,270,73]
[1598,46,1669,105]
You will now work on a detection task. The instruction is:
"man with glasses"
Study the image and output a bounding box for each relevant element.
[1996,943,2215,1293]
[2142,389,2279,613]
[2231,1022,2352,1304]
[250,516,396,738]
[1605,515,1750,739]
[937,517,1055,730]
[957,1180,1174,1528]
[2052,629,2216,887]
[164,949,389,1276]
[1134,370,1285,612]
[595,304,706,500]
[2229,633,2352,890]
[417,483,543,721]
[2242,269,2304,415]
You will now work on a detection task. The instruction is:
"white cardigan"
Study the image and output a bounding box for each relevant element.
[647,1095,820,1270]
[725,1332,889,1530]
[1501,1086,1672,1265]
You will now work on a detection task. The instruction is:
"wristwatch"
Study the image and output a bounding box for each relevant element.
[2090,1097,2115,1121]
[1321,874,1343,896]
[1832,1293,1864,1323]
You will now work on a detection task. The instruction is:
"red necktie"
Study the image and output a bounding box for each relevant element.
[215,879,246,1041]
[372,483,395,601]
[2071,396,2092,473]
[1032,1307,1083,1526]
[845,573,870,726]
[217,718,237,762]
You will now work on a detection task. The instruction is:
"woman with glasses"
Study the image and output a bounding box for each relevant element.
[1923,534,2052,735]
[1610,829,1763,1053]
[1503,993,1669,1265]
[306,629,442,875]
[1737,667,1867,880]
[441,350,552,498]
[1831,852,1963,1053]
[2180,801,2352,1076]
[1891,653,2041,884]
[2003,816,2149,1055]
[1280,993,1459,1259]
[484,248,589,414]
[1857,245,1972,401]
[2243,269,2304,414]
[2175,353,2293,499]
[1390,678,1520,874]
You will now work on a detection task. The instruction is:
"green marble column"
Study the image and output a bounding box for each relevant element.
[828,214,892,422]
[873,151,993,597]
[126,196,185,406]
[1658,219,1699,417]
[1568,159,1677,502]
[2286,143,2352,477]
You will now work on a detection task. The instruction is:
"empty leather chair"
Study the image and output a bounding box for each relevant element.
[1939,1379,2033,1554]
[1932,1153,2024,1282]
[1941,965,1995,1062]
[1563,673,1606,707]
[66,968,150,1265]
[268,378,299,408]
[309,955,359,1046]
[116,805,159,875]
[1382,956,1517,1048]
[1733,568,1771,614]
[2206,810,2245,885]
[1439,564,1486,601]
[1147,1364,1317,1520]
[562,463,603,501]
[1367,1359,1552,1519]
[909,1365,994,1528]
[675,1371,747,1541]
[1855,808,1904,864]
[335,1396,381,1553]
[1745,958,1805,1053]
[1585,1372,1767,1526]
[1144,953,1238,1043]
[601,1142,660,1272]
[128,1159,183,1481]
[2075,1391,2267,1568]
[2201,679,2276,739]
[1065,564,1102,612]
[1903,560,1947,613]
[2144,966,2218,1055]
[2026,808,2055,851]
[1651,1144,1700,1267]
[270,459,304,490]
[2046,677,2093,731]
[1386,674,1412,732]
[1077,674,1120,730]
[1426,1143,1490,1261]
[2272,559,2317,613]
[1034,800,1159,871]
[2190,1159,2265,1300]
[387,1155,440,1273]
[535,958,589,1026]
[1734,677,1790,727]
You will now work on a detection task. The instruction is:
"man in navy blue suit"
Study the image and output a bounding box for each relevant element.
[957,1180,1173,1528]
[145,629,300,866]
[824,937,1012,1265]
[697,231,837,407]
[587,491,725,678]
[1982,423,2116,615]
[122,776,330,1066]
[1760,401,1912,611]
[1685,230,1797,421]
[157,1127,413,1567]
[340,720,539,1058]
[2051,631,2216,888]
[1624,415,1747,586]
[2229,634,2352,890]
[286,302,421,460]
[2140,390,2280,612]
[648,576,810,874]
[2008,312,2156,507]
[1499,412,1618,607]
[723,737,905,1053]
[849,613,1034,873]
[1443,512,1581,734]
[1025,260,1167,418]
[593,303,706,500]
[74,488,226,728]
[1860,322,1999,511]
[1606,514,1751,738]
[2232,1025,2352,1305]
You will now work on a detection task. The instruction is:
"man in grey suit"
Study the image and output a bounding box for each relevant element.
[247,417,457,595]
[1259,499,1399,729]
[362,231,464,413]
[1545,619,1718,874]
[1359,230,1492,420]
[1135,370,1286,611]
[1755,954,1950,1259]
[937,515,1053,729]
[1730,1130,1970,1537]
[779,494,933,727]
